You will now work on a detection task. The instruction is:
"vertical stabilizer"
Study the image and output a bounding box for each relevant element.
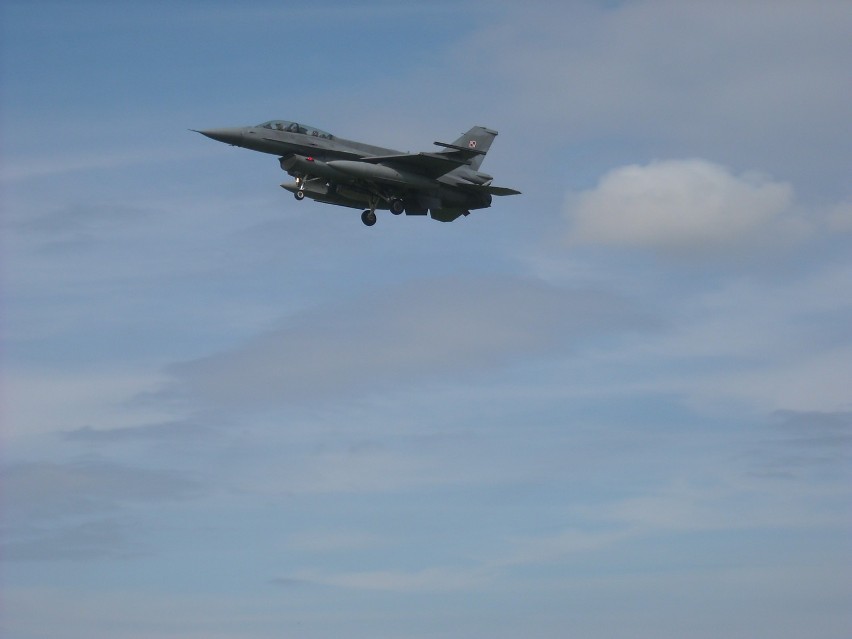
[451,126,497,170]
[437,126,498,170]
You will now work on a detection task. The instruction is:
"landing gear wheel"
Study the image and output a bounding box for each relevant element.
[361,210,377,226]
[389,198,405,215]
[294,190,305,201]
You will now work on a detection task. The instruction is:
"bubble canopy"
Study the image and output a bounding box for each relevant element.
[257,120,334,140]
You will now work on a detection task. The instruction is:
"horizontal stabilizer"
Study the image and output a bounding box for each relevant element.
[485,185,522,196]
[456,183,521,196]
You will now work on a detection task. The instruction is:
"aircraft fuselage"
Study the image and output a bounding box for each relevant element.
[196,120,519,226]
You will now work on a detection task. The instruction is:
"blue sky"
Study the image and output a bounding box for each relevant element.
[2,2,851,638]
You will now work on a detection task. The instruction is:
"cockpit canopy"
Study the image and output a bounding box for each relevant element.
[258,120,334,140]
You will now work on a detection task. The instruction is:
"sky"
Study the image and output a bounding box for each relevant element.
[1,1,851,638]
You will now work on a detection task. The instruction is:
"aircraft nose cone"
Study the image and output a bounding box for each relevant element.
[195,127,244,145]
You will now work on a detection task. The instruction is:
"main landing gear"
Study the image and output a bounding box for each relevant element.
[291,181,402,227]
[360,197,404,226]
[360,194,383,227]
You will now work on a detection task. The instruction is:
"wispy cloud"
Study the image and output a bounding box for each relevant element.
[4,3,851,637]
[164,276,653,407]
[4,459,201,522]
[281,565,492,593]
[3,460,203,561]
[5,519,140,562]
[1,148,205,183]
[746,410,852,479]
[59,420,215,444]
[286,530,389,553]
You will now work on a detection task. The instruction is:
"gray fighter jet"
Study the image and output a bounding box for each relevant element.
[195,120,520,226]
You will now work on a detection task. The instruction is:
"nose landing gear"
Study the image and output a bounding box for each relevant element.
[294,176,306,200]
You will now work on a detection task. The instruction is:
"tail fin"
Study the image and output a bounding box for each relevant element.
[434,126,498,170]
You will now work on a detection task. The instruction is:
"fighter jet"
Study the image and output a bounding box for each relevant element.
[195,120,520,226]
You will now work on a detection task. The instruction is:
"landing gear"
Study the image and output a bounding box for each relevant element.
[389,198,405,215]
[360,194,381,227]
[294,176,306,200]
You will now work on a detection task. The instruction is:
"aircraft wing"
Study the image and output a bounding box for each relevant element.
[360,152,470,178]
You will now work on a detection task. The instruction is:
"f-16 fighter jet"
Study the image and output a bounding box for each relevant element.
[195,120,520,226]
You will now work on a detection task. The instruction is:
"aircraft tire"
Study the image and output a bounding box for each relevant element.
[361,210,377,226]
[389,198,405,215]
[294,190,305,201]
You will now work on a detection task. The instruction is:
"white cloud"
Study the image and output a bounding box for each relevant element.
[566,159,795,252]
